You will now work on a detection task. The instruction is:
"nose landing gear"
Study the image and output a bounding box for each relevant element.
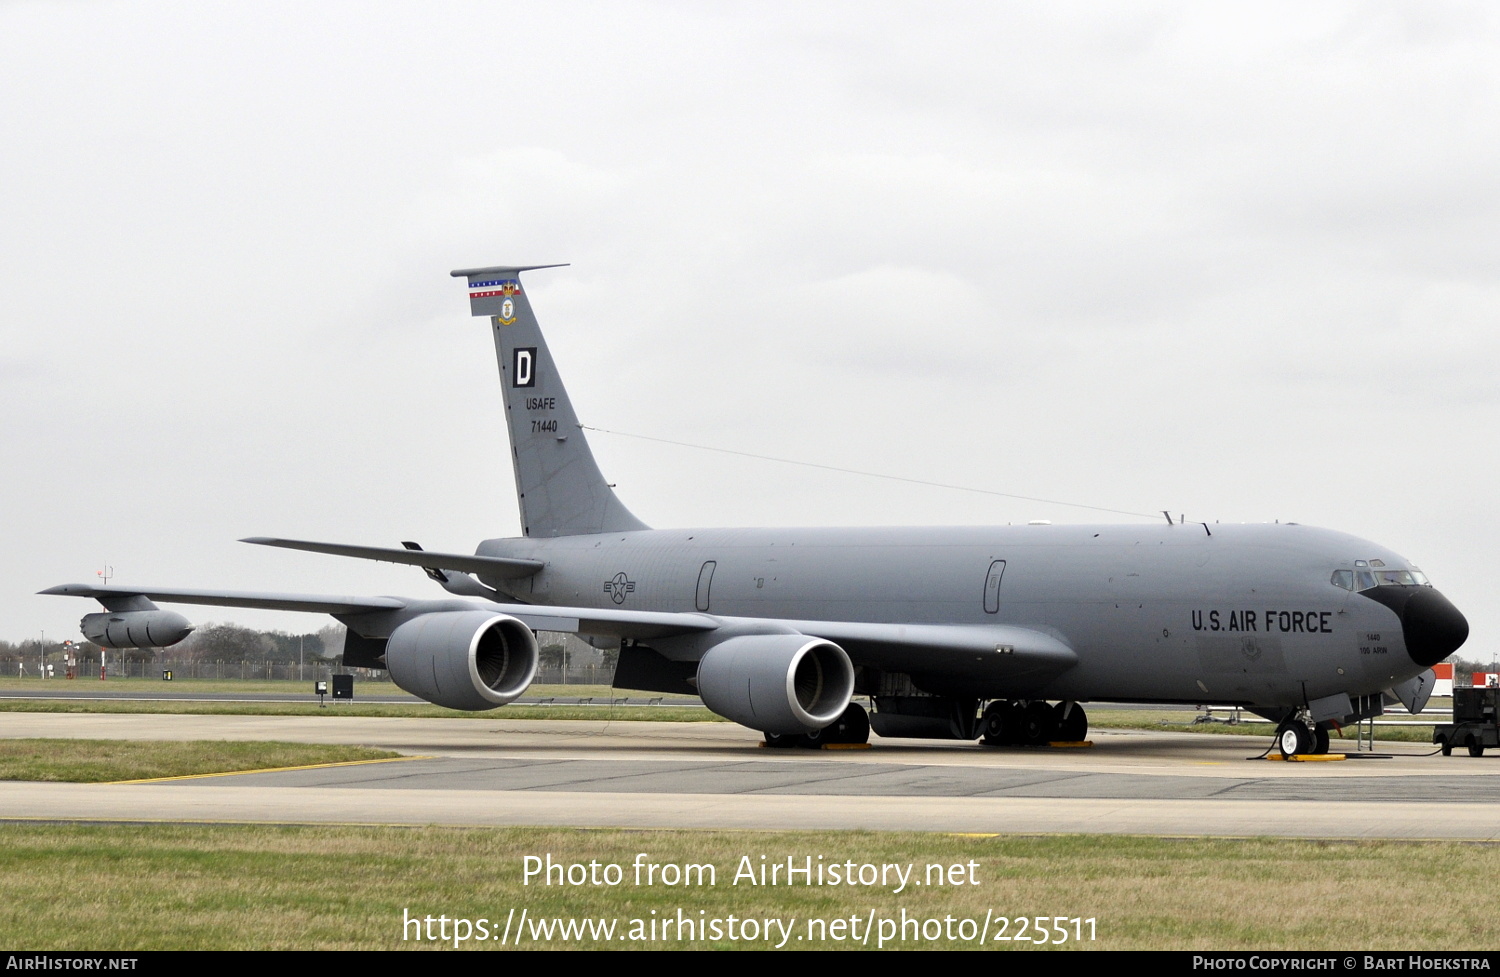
[1274,717,1331,758]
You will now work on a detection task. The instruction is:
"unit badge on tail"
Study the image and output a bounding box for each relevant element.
[469,278,522,324]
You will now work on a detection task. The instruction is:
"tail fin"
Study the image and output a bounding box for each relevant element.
[451,264,648,537]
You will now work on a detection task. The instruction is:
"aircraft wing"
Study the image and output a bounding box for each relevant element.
[41,583,1069,673]
[38,583,408,616]
[240,537,543,579]
[482,602,720,639]
[777,619,1077,679]
[40,583,721,640]
[400,604,1072,668]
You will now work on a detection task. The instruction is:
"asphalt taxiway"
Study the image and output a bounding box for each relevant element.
[0,713,1496,838]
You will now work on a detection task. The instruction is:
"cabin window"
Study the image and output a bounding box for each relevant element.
[983,560,1006,614]
[695,561,716,612]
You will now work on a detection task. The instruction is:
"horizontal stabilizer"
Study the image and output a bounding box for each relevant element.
[39,583,407,616]
[241,537,543,579]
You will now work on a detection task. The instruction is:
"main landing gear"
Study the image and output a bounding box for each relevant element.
[979,700,1088,746]
[764,702,871,748]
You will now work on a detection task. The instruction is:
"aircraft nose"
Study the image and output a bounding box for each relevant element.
[1401,588,1469,667]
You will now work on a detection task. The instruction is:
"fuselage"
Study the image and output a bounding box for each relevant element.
[479,520,1466,709]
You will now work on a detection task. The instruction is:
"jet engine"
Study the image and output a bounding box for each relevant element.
[385,610,538,711]
[81,610,193,649]
[696,634,854,734]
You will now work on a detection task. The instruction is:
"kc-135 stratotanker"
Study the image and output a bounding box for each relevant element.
[43,265,1470,757]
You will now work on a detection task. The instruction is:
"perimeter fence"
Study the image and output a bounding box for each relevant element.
[8,658,617,685]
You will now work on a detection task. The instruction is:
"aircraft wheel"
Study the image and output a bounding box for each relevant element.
[1276,721,1313,758]
[763,731,799,748]
[828,703,870,745]
[981,701,1027,746]
[1022,701,1057,745]
[798,704,870,747]
[1003,701,1027,743]
[979,701,1009,746]
[1054,701,1088,742]
[1312,727,1330,755]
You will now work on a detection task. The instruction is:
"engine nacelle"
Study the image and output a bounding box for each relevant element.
[385,610,538,711]
[81,610,193,649]
[696,634,854,734]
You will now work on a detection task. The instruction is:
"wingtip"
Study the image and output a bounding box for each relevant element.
[38,583,86,596]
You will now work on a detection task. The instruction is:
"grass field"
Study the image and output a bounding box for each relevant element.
[0,699,723,722]
[0,823,1493,950]
[0,739,400,782]
[0,677,720,721]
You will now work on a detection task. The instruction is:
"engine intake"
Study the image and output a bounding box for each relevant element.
[696,634,854,734]
[386,610,538,711]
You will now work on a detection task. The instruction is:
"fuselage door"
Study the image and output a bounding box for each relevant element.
[695,561,717,612]
[983,560,1006,614]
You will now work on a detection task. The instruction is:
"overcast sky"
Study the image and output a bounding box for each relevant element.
[3,1,1497,660]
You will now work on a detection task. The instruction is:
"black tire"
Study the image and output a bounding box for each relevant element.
[799,703,871,747]
[763,731,799,748]
[1276,721,1313,758]
[1312,727,1330,754]
[1022,700,1057,745]
[1438,736,1452,757]
[981,701,1027,746]
[1054,701,1088,742]
[1002,701,1026,743]
[1469,738,1485,758]
[979,701,1008,746]
[829,703,870,745]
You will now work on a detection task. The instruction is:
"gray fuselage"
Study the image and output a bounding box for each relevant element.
[481,520,1428,708]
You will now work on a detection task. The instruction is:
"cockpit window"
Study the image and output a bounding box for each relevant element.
[1333,565,1432,591]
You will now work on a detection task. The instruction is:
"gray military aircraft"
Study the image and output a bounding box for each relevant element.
[43,265,1471,757]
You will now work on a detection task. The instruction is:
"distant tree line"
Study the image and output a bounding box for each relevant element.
[1448,655,1499,684]
[0,624,346,665]
[0,637,105,662]
[169,622,346,663]
[0,626,614,670]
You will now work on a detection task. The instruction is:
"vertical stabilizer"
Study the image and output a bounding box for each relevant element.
[451,265,648,537]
